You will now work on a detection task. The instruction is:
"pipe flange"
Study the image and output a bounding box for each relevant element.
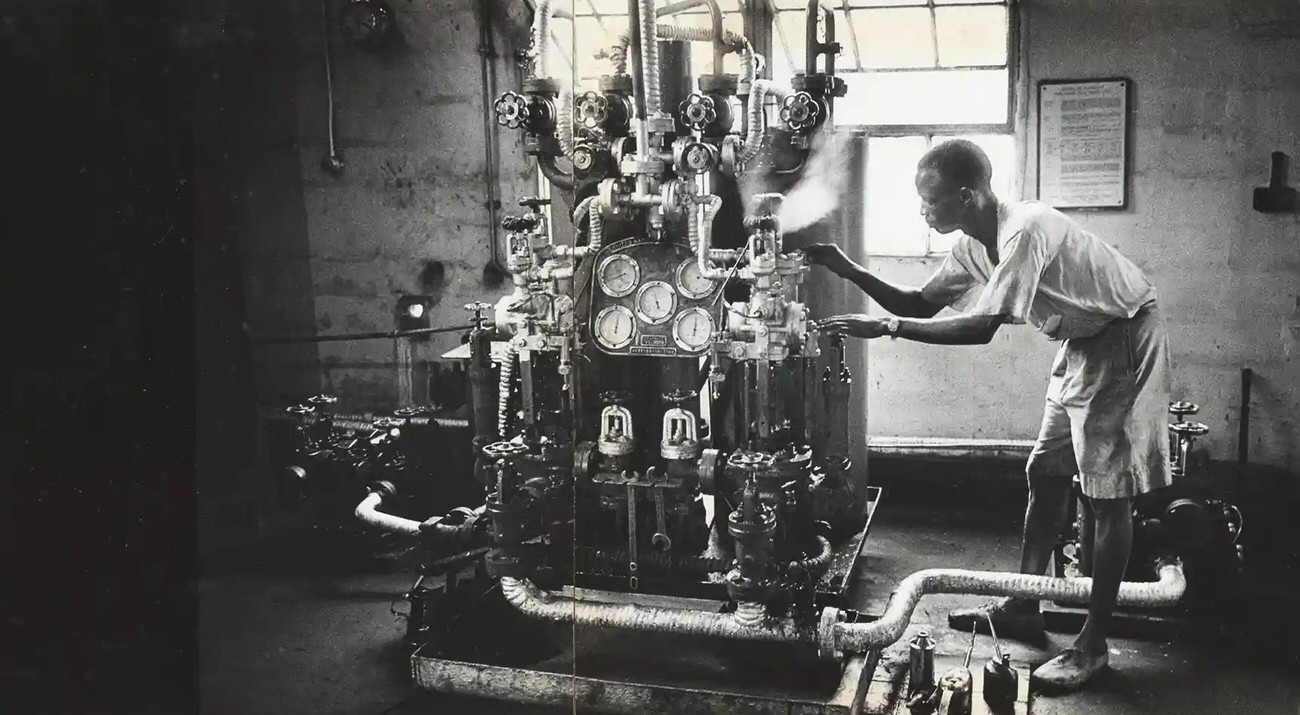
[620,157,665,176]
[698,73,739,95]
[598,74,634,94]
[522,76,560,96]
[644,113,676,134]
[818,607,845,660]
[660,441,701,461]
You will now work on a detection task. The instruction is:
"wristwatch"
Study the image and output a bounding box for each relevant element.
[885,317,901,337]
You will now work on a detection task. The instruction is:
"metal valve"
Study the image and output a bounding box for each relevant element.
[779,92,822,132]
[465,301,493,329]
[1170,421,1209,478]
[307,394,339,406]
[493,91,530,130]
[678,93,718,132]
[674,139,718,176]
[482,440,527,462]
[518,196,550,213]
[500,214,539,232]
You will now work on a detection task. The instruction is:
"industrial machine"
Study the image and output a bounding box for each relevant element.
[270,1,1242,711]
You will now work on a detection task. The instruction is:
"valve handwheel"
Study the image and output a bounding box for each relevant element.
[575,91,610,129]
[678,93,717,132]
[483,441,528,460]
[494,92,530,130]
[779,92,821,132]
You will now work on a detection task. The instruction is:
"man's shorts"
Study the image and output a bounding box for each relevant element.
[1025,301,1172,499]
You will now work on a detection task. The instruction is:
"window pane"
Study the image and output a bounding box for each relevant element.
[856,8,936,69]
[925,134,1016,253]
[847,0,929,7]
[864,137,930,256]
[682,12,747,74]
[934,0,1005,4]
[583,0,627,15]
[835,69,1008,125]
[935,5,1006,67]
[772,11,808,82]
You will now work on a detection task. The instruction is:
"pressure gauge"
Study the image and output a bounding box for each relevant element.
[675,259,717,299]
[634,281,677,325]
[594,306,636,350]
[672,307,716,352]
[598,254,640,298]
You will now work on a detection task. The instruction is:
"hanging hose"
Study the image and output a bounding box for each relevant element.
[497,344,517,438]
[498,559,1187,658]
[588,196,605,251]
[739,79,792,165]
[537,154,575,192]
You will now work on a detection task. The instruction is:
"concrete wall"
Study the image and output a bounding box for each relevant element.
[863,0,1300,475]
[242,0,534,410]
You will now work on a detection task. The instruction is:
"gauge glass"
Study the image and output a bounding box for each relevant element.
[672,308,716,351]
[634,281,677,325]
[598,254,639,297]
[594,306,636,350]
[676,259,717,299]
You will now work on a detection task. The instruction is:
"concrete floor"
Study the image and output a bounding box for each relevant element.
[199,505,1300,715]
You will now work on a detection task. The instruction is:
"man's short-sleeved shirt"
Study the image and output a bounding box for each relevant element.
[920,201,1157,340]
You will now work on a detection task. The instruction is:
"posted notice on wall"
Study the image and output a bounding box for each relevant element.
[1038,80,1129,209]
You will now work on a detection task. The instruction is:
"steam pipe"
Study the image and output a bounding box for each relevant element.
[536,154,575,192]
[355,491,423,536]
[556,91,577,158]
[805,0,836,76]
[475,0,504,272]
[571,195,606,251]
[693,194,728,280]
[498,559,1186,657]
[739,80,793,165]
[655,0,725,74]
[605,26,754,88]
[637,0,662,115]
[831,560,1186,653]
[498,343,517,438]
[527,1,573,80]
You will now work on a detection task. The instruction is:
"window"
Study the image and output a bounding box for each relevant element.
[772,0,1017,256]
[542,1,747,87]
[540,1,1016,256]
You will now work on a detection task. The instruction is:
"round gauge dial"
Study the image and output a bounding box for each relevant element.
[634,281,677,325]
[675,259,717,299]
[594,306,636,350]
[598,254,640,298]
[672,307,716,352]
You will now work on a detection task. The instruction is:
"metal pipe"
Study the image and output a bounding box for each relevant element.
[355,491,423,536]
[476,0,505,272]
[319,0,344,174]
[250,323,474,345]
[1239,367,1252,464]
[830,560,1186,653]
[655,0,725,74]
[536,153,575,191]
[739,79,792,165]
[498,559,1187,657]
[805,0,836,76]
[638,0,662,115]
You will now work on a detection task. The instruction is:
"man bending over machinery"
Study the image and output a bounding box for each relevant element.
[805,139,1172,691]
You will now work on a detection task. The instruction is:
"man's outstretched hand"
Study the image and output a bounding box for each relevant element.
[817,314,891,339]
[804,243,857,278]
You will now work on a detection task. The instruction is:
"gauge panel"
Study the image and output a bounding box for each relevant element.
[672,307,716,352]
[589,239,723,357]
[598,254,640,298]
[634,280,677,325]
[675,259,717,299]
[594,306,636,350]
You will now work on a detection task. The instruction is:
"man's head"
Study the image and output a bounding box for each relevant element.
[915,139,996,234]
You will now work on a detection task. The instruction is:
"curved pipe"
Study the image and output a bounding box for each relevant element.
[570,195,606,251]
[805,0,836,76]
[355,492,422,536]
[497,343,517,438]
[739,79,792,165]
[693,193,728,280]
[795,534,833,575]
[605,26,753,88]
[656,0,725,74]
[536,154,575,192]
[832,560,1187,653]
[528,0,573,80]
[498,559,1187,657]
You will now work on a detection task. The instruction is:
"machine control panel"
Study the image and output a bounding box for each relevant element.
[590,238,723,357]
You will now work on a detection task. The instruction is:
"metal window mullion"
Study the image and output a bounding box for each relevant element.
[772,9,796,77]
[856,63,1006,73]
[841,1,864,72]
[926,0,939,69]
[847,123,1012,137]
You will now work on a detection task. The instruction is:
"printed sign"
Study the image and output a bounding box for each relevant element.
[1038,80,1130,209]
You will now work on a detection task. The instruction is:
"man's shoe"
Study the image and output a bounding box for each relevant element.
[947,600,1046,644]
[1032,648,1109,692]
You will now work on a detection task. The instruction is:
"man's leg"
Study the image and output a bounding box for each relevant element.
[1074,495,1132,655]
[1012,472,1074,608]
